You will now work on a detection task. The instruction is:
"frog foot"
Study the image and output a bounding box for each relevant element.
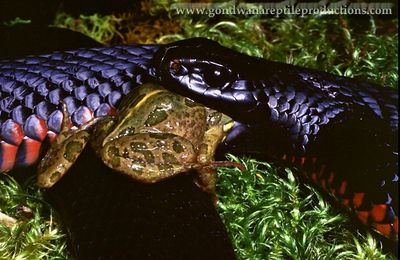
[193,161,246,194]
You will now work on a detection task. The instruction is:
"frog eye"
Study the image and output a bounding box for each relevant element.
[207,112,222,125]
[169,60,187,75]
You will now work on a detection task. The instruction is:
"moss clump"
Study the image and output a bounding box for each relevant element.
[53,13,123,44]
[217,155,394,259]
[0,177,69,259]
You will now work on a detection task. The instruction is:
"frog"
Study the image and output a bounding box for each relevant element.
[37,82,244,192]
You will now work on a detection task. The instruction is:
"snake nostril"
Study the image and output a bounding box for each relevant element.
[230,80,254,91]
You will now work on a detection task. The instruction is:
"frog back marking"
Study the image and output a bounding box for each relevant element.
[101,133,197,183]
[143,93,209,148]
[102,86,168,145]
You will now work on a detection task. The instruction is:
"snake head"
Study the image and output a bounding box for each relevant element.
[156,38,273,123]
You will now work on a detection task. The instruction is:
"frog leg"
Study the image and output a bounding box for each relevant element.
[37,102,91,188]
[194,125,245,193]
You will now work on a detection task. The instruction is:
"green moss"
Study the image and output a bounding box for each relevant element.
[53,13,123,44]
[2,17,31,27]
[216,155,394,259]
[0,177,69,259]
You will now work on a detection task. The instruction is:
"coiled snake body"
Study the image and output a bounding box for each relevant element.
[0,38,398,244]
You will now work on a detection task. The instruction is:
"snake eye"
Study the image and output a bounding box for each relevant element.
[169,60,186,75]
[203,65,233,89]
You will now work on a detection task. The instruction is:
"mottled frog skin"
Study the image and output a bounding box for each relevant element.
[37,83,240,191]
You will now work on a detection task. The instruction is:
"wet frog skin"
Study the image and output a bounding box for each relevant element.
[37,83,240,191]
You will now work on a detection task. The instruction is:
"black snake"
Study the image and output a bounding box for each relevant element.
[0,36,398,257]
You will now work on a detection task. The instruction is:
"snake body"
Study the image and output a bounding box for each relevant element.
[0,38,398,243]
[0,43,159,169]
[157,39,399,241]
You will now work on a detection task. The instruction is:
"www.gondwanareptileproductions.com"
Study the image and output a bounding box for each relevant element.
[171,1,394,18]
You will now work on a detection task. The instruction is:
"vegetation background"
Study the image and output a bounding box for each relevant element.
[0,0,398,259]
